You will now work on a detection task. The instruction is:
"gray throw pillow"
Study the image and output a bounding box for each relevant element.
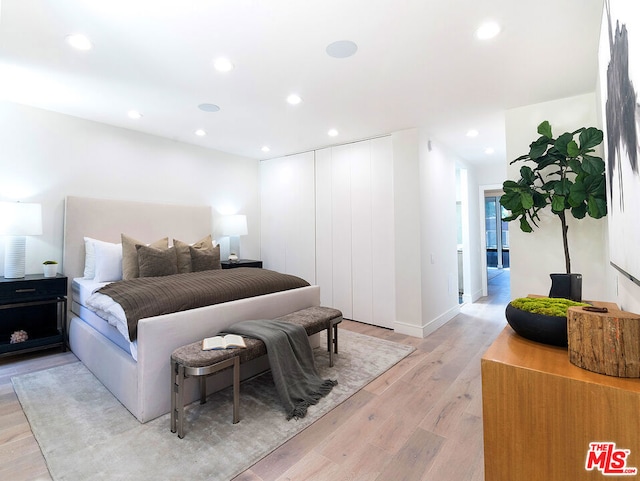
[190,244,221,272]
[136,245,178,277]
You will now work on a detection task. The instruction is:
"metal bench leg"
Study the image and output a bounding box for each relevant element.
[199,376,207,404]
[232,356,240,423]
[176,363,186,439]
[327,325,334,367]
[170,360,178,434]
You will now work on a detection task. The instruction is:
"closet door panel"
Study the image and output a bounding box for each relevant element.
[260,159,287,273]
[371,136,395,328]
[315,148,333,307]
[285,152,316,284]
[330,144,353,319]
[260,152,315,283]
[350,142,374,324]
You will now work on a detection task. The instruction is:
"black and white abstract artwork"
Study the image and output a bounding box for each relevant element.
[601,0,640,284]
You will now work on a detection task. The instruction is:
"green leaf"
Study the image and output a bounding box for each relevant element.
[579,127,604,150]
[511,154,530,164]
[533,191,549,208]
[571,203,588,219]
[568,159,583,174]
[502,180,520,190]
[568,182,587,206]
[520,165,535,184]
[529,137,550,159]
[519,217,533,233]
[551,194,566,212]
[500,191,525,212]
[554,179,572,195]
[554,132,574,156]
[537,121,552,139]
[567,140,580,157]
[581,154,605,175]
[587,196,607,218]
[520,191,534,209]
[502,212,520,222]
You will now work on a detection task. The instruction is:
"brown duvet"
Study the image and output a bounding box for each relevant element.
[96,268,310,341]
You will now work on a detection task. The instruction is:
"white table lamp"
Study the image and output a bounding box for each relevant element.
[221,214,247,261]
[0,202,43,278]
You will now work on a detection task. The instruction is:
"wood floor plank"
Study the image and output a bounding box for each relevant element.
[375,427,445,481]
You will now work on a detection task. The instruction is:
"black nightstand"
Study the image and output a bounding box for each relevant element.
[221,259,263,269]
[0,274,67,358]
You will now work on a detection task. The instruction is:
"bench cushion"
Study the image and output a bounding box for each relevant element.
[171,306,342,369]
[275,306,342,335]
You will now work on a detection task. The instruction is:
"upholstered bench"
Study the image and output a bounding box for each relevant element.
[170,306,343,438]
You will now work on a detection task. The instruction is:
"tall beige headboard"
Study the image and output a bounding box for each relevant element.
[63,196,213,282]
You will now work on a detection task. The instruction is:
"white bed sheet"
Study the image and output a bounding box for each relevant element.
[72,278,137,359]
[72,277,109,305]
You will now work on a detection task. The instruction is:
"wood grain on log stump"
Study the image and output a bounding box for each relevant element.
[567,306,640,377]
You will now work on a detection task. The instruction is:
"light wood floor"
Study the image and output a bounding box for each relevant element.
[0,270,510,481]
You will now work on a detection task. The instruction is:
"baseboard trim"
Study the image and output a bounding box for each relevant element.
[394,304,461,338]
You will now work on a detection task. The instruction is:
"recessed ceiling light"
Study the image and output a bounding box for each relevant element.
[286,94,302,105]
[261,146,271,153]
[195,129,207,136]
[476,21,501,40]
[328,129,339,137]
[198,103,220,112]
[213,57,234,72]
[326,40,358,58]
[127,110,142,119]
[65,33,92,51]
[485,147,495,155]
[466,129,479,138]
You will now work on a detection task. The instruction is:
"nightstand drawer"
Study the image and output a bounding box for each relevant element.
[0,275,67,304]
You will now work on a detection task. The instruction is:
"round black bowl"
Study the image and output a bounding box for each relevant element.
[505,303,568,347]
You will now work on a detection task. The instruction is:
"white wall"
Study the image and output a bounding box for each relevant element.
[0,101,260,276]
[392,129,424,334]
[418,131,461,333]
[458,162,484,302]
[504,93,612,301]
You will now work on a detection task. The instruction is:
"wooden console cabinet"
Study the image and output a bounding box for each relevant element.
[482,322,640,480]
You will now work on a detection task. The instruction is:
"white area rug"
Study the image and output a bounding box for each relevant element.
[13,329,414,481]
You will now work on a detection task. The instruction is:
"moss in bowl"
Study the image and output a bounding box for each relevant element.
[505,297,589,347]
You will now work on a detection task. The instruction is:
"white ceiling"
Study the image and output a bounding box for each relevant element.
[0,0,604,165]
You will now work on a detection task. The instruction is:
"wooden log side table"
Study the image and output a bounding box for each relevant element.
[170,343,240,439]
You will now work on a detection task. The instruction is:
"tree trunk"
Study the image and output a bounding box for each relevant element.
[559,211,571,273]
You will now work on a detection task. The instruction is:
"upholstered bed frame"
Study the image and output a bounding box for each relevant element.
[63,196,320,423]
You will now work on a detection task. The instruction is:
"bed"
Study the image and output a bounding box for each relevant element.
[63,196,320,423]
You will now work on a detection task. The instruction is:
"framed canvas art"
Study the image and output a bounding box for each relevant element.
[600,0,640,285]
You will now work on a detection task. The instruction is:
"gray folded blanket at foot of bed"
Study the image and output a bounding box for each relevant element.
[226,319,338,420]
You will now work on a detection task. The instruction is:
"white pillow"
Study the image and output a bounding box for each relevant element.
[92,240,123,282]
[83,237,97,279]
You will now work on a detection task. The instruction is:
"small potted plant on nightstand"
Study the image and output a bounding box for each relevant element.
[43,260,58,277]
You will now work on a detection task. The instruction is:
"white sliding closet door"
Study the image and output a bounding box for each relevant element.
[315,137,395,328]
[350,142,374,324]
[370,137,395,327]
[260,152,316,284]
[315,148,335,309]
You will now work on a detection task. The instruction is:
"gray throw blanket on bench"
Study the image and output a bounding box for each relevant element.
[226,319,337,420]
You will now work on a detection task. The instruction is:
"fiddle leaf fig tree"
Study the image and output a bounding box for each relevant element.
[500,120,607,274]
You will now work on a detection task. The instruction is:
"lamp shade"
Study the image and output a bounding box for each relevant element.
[0,202,43,236]
[221,214,248,237]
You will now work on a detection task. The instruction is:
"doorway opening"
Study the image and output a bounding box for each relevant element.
[479,186,511,299]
